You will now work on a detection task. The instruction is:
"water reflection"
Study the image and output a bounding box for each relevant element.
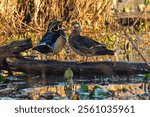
[13,74,145,88]
[0,73,149,100]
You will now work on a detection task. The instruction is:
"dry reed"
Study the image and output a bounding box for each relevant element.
[0,0,149,62]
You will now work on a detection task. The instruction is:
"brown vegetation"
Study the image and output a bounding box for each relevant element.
[0,0,149,62]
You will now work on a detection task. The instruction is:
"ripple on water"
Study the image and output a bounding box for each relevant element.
[0,74,149,100]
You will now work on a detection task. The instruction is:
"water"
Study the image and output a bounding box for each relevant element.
[0,74,149,100]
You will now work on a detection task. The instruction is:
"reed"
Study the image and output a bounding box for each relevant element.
[0,0,149,62]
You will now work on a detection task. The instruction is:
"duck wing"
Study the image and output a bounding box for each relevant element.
[39,32,60,46]
[33,31,65,54]
[94,45,115,55]
[79,37,115,55]
[74,36,105,49]
[81,36,102,46]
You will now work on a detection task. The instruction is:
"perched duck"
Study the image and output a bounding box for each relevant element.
[33,19,66,56]
[69,22,115,61]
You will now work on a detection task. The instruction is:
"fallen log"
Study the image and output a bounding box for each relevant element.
[0,38,32,75]
[3,58,150,75]
[0,38,32,60]
[0,39,149,76]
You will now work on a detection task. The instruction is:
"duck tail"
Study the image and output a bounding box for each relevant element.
[95,47,115,56]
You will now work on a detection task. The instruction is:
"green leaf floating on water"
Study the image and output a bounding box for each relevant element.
[144,74,150,79]
[0,74,6,82]
[80,84,88,92]
[91,86,112,98]
[75,84,90,99]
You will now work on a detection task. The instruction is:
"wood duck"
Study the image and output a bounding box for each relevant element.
[33,19,66,56]
[69,22,115,61]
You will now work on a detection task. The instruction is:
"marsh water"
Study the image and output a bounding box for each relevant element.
[0,72,149,100]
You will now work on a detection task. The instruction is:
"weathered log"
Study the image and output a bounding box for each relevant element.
[3,58,150,75]
[0,38,32,60]
[0,38,32,75]
[0,39,149,76]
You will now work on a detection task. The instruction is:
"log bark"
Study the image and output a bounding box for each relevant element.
[3,58,150,75]
[0,38,32,75]
[0,38,32,60]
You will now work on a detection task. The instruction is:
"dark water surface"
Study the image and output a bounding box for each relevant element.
[0,73,148,100]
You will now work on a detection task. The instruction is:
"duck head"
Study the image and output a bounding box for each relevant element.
[48,19,63,32]
[71,22,82,32]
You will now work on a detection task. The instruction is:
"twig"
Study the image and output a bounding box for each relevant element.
[17,20,40,33]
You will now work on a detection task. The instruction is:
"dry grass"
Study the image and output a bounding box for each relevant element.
[0,0,149,62]
[0,0,113,36]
